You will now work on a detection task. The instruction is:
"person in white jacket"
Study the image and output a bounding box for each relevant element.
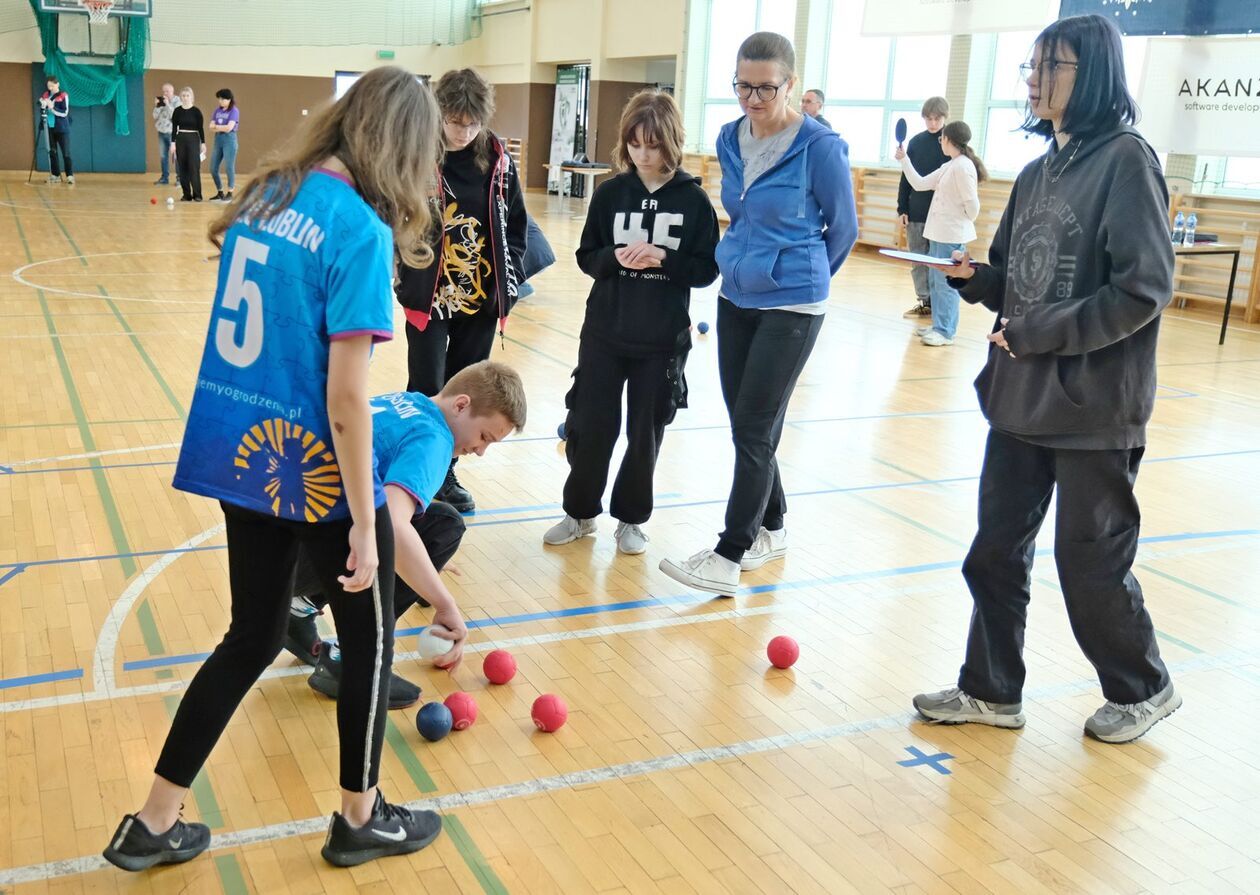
[896,121,988,346]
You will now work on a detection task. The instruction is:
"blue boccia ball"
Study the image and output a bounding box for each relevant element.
[697,321,710,334]
[557,421,567,440]
[416,701,453,742]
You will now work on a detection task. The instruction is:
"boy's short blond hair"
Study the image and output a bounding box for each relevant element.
[440,360,527,432]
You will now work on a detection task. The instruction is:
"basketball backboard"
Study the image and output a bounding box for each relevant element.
[38,0,151,15]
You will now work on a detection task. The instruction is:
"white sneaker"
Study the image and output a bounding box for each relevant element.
[658,549,740,597]
[47,175,58,184]
[66,175,75,186]
[543,514,596,546]
[614,522,648,555]
[920,330,954,347]
[913,325,933,337]
[740,527,786,570]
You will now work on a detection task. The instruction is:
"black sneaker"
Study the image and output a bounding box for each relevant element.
[436,466,474,513]
[308,642,422,709]
[224,191,233,202]
[102,812,210,871]
[321,790,442,867]
[209,190,225,201]
[285,595,323,666]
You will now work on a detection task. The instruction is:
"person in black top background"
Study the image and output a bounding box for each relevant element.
[395,68,526,513]
[40,77,74,185]
[169,86,205,201]
[542,90,719,556]
[896,96,949,318]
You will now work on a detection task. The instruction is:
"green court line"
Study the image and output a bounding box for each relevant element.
[35,189,88,267]
[213,854,251,895]
[1139,564,1247,609]
[871,456,934,484]
[96,286,187,420]
[444,815,510,895]
[0,417,181,431]
[848,492,970,549]
[134,599,168,656]
[383,717,438,793]
[6,185,136,577]
[162,695,225,829]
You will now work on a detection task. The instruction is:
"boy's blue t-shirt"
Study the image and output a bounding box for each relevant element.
[370,392,455,509]
[173,169,395,522]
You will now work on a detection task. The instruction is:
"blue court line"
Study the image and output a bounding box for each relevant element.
[0,668,83,691]
[75,526,1255,676]
[0,566,25,587]
[0,459,176,477]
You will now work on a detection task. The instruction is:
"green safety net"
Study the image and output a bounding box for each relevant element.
[27,0,149,136]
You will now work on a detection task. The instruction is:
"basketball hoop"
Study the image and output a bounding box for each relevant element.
[79,0,114,25]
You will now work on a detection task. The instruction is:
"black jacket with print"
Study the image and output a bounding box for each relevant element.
[395,132,527,334]
[576,168,720,355]
[951,126,1173,449]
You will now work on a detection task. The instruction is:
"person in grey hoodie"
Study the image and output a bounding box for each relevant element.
[912,14,1181,745]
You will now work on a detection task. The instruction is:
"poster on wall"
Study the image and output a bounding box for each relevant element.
[1138,37,1260,158]
[1058,0,1260,37]
[547,67,581,195]
[861,0,1057,36]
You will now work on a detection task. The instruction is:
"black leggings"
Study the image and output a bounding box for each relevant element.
[155,502,396,793]
[174,132,202,199]
[294,499,465,617]
[715,299,824,562]
[405,311,498,396]
[48,128,72,177]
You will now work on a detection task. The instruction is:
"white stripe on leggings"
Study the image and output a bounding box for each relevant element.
[361,574,385,792]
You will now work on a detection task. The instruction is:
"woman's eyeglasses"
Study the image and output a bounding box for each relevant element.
[731,80,788,102]
[1019,59,1079,78]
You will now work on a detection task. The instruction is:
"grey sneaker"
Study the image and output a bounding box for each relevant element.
[740,527,786,571]
[543,514,596,545]
[659,549,740,597]
[1084,683,1181,744]
[920,330,954,347]
[913,687,1025,729]
[614,521,648,555]
[913,325,933,337]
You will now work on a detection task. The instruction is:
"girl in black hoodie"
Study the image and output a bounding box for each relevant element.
[395,68,527,513]
[543,90,719,555]
[912,15,1180,745]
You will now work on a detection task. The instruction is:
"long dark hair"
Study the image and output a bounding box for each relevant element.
[941,121,988,183]
[1022,14,1138,140]
[215,88,235,110]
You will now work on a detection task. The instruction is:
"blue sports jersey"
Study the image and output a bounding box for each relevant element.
[370,392,455,510]
[173,169,395,522]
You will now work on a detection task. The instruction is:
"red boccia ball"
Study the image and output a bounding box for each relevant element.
[483,649,517,685]
[444,691,478,730]
[150,197,157,204]
[531,694,568,732]
[767,635,800,669]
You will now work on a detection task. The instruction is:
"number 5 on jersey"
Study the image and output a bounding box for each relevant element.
[216,236,269,368]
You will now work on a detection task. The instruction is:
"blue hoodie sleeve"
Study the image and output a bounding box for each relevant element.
[814,136,859,276]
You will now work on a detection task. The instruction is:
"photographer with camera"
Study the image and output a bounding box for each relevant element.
[152,83,180,186]
[39,76,73,185]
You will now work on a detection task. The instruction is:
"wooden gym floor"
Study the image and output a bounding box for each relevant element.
[1,171,1259,895]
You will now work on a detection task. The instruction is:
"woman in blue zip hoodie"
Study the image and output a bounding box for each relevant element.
[660,31,858,596]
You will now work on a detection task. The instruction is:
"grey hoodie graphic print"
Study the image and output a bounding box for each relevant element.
[953,126,1174,449]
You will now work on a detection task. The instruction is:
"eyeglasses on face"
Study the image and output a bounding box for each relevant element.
[731,79,788,102]
[1019,59,1079,78]
[444,118,482,133]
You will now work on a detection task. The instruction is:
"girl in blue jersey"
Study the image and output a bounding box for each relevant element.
[103,67,448,872]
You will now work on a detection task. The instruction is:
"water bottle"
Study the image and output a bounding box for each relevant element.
[1171,211,1185,245]
[1183,212,1197,247]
